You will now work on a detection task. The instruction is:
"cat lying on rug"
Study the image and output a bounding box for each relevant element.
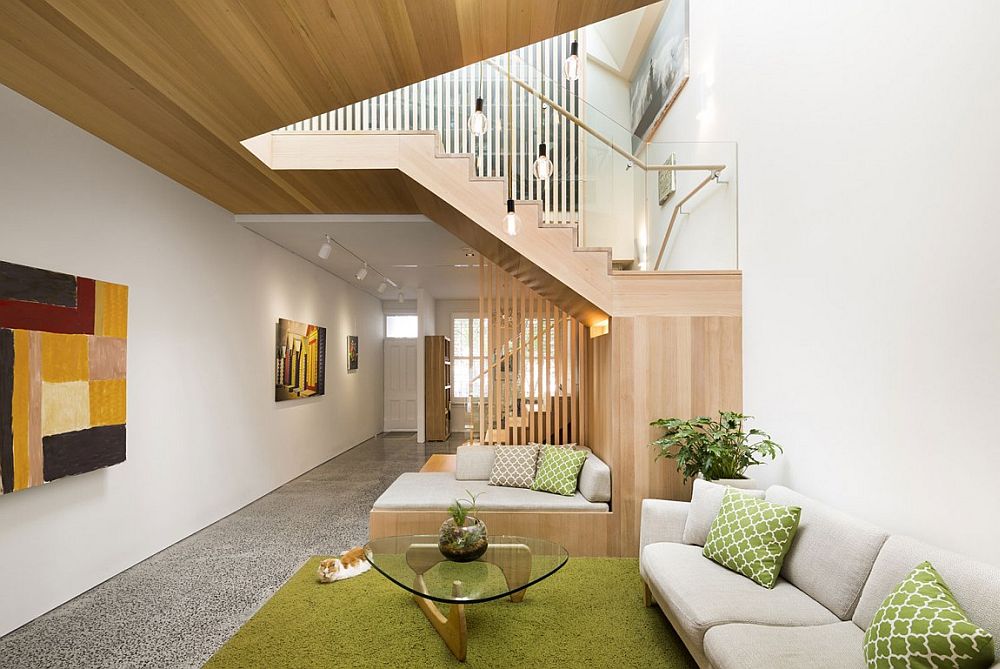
[317,547,370,583]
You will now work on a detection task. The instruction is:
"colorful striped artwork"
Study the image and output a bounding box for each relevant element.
[0,260,128,495]
[275,318,326,402]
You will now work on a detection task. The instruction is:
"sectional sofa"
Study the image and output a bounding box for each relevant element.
[640,484,1000,669]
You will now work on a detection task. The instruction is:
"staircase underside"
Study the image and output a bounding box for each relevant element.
[244,132,741,326]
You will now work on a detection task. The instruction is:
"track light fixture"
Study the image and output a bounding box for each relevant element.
[318,235,333,260]
[316,233,396,296]
[563,40,580,81]
[398,291,405,304]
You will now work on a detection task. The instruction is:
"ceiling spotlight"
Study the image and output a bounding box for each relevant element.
[377,281,387,294]
[462,247,476,258]
[468,97,488,136]
[563,40,580,81]
[502,199,522,236]
[318,235,333,260]
[355,262,368,281]
[532,143,554,180]
[398,291,405,304]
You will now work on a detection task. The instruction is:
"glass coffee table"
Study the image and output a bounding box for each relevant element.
[364,535,569,661]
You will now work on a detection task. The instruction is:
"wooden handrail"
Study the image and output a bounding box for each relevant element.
[653,171,721,270]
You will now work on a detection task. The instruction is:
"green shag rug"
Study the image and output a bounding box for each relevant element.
[204,557,696,669]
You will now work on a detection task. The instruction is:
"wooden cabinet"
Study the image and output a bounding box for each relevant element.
[424,335,452,441]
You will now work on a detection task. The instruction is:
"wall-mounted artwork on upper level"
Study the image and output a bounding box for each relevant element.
[0,260,128,496]
[275,318,326,402]
[629,0,690,148]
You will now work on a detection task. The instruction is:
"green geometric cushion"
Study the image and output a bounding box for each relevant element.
[864,561,994,669]
[702,489,801,588]
[531,444,587,496]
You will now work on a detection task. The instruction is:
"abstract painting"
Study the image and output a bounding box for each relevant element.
[275,318,326,401]
[347,335,359,372]
[0,260,128,495]
[629,0,689,148]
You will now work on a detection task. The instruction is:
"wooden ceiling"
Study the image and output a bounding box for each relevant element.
[0,0,655,213]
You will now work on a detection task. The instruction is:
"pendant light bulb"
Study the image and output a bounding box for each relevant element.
[563,40,581,81]
[318,235,333,260]
[355,262,368,281]
[468,97,489,136]
[502,199,522,236]
[532,143,555,180]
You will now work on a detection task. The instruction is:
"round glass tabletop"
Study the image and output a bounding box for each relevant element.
[364,535,569,605]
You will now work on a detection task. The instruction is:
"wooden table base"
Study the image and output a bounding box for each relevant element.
[406,543,532,662]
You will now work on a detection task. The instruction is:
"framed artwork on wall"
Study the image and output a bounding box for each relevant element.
[347,335,359,372]
[275,318,326,401]
[0,260,128,495]
[629,0,690,148]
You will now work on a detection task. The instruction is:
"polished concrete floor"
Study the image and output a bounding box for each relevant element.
[0,432,466,669]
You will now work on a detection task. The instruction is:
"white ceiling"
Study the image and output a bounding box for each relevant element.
[237,214,481,301]
[587,2,665,80]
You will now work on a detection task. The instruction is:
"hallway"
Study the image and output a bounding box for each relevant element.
[0,433,465,669]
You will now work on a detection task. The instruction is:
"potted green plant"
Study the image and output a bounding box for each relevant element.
[439,490,488,562]
[650,411,782,488]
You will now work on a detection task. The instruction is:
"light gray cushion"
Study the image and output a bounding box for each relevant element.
[765,485,888,620]
[372,473,609,512]
[488,444,539,488]
[704,621,866,669]
[640,542,839,648]
[455,445,495,480]
[854,535,1000,664]
[639,499,689,560]
[683,478,764,546]
[577,451,611,503]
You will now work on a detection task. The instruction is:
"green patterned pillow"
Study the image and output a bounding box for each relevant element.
[531,444,587,496]
[864,561,994,669]
[702,489,801,588]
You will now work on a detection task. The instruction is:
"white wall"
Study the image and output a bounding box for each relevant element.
[654,0,1000,564]
[415,289,435,442]
[0,84,385,635]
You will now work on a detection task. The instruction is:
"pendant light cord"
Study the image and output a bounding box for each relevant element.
[506,51,513,201]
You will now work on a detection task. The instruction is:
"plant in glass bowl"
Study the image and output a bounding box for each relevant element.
[439,490,488,562]
[650,411,782,487]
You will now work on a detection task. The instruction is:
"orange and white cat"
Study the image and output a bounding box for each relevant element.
[317,546,370,583]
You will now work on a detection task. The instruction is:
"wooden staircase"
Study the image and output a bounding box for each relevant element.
[243,130,740,326]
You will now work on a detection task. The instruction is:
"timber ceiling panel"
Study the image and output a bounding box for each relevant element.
[0,0,655,213]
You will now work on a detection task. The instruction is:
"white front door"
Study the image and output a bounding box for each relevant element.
[384,338,418,431]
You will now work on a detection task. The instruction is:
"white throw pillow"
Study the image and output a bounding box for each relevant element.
[682,478,765,546]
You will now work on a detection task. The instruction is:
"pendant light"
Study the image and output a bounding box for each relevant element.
[468,62,488,136]
[500,53,521,236]
[318,235,333,260]
[532,142,554,180]
[563,39,581,81]
[503,198,522,236]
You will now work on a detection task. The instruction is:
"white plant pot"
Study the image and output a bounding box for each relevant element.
[701,475,758,490]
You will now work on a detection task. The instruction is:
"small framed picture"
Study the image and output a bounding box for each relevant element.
[658,153,677,206]
[347,335,359,371]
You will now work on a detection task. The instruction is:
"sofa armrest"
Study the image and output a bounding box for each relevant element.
[640,499,690,552]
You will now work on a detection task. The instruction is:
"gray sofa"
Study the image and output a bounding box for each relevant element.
[373,444,612,512]
[640,485,1000,669]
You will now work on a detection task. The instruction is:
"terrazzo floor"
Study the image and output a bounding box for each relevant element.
[0,432,466,669]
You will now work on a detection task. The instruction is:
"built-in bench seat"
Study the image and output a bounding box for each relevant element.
[369,444,614,555]
[373,472,609,512]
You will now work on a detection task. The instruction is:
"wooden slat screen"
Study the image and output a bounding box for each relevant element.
[471,258,586,446]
